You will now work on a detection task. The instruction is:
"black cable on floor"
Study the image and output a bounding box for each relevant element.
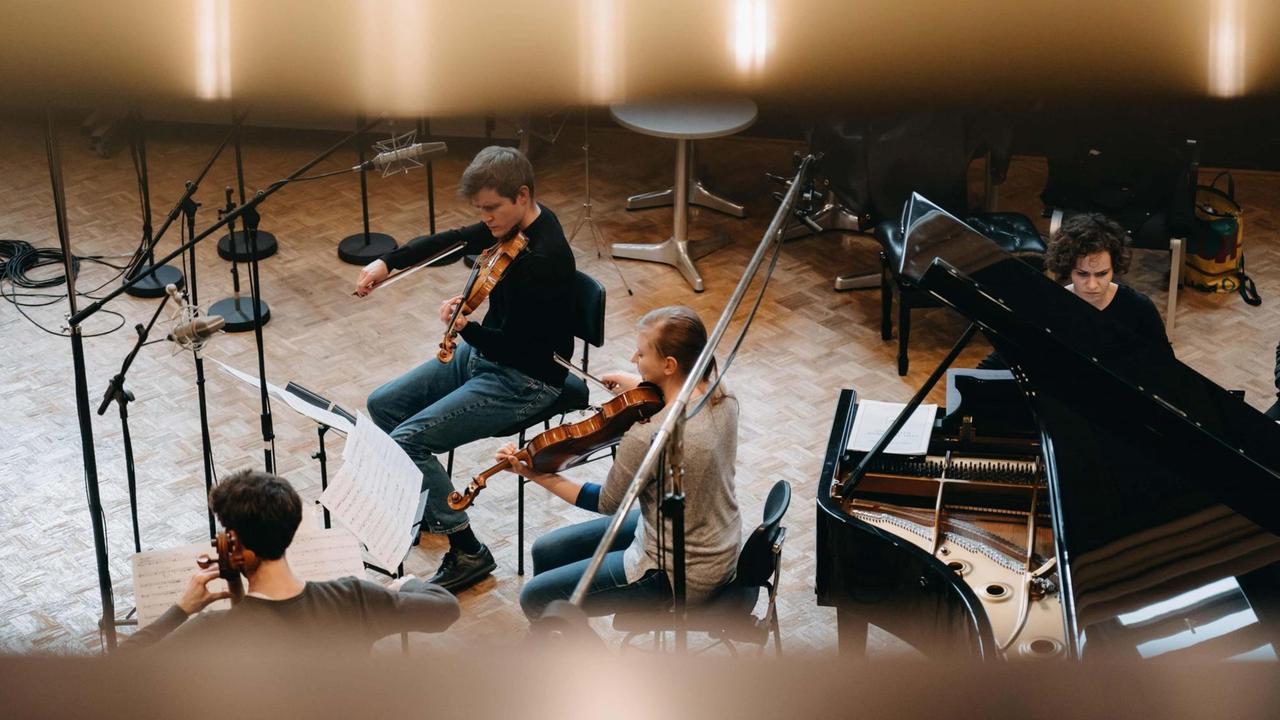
[1,238,126,337]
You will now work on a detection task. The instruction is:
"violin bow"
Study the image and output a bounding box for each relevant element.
[354,240,467,296]
[554,354,612,393]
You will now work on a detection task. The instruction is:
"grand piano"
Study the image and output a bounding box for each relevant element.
[816,194,1280,661]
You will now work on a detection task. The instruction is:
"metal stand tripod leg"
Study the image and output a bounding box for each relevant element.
[565,110,632,294]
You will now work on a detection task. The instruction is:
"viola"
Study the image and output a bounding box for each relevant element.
[438,230,528,363]
[197,529,256,602]
[447,383,665,510]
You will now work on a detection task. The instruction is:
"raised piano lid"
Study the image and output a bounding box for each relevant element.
[896,193,1280,660]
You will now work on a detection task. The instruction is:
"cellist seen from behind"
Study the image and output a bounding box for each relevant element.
[354,146,576,593]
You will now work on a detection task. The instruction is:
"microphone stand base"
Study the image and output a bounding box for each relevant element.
[338,232,397,265]
[208,296,271,332]
[122,264,184,299]
[218,230,278,262]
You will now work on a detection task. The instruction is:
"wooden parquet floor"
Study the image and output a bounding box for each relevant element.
[2,115,1279,656]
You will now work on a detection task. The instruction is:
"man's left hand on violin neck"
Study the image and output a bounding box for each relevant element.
[438,294,469,331]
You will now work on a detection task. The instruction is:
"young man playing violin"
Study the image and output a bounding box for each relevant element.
[122,470,459,654]
[354,146,576,592]
[495,306,742,620]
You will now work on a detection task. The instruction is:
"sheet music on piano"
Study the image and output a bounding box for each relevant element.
[130,527,364,627]
[319,412,423,571]
[847,399,936,455]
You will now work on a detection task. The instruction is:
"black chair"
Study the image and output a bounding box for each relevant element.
[613,480,792,656]
[878,212,1046,375]
[861,114,1046,375]
[445,269,606,575]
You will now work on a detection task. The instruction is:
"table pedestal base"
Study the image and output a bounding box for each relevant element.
[611,236,730,293]
[626,180,746,218]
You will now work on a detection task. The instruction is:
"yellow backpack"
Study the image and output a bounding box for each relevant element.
[1185,172,1260,305]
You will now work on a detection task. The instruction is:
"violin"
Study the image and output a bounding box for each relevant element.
[447,383,665,510]
[438,230,528,363]
[197,530,256,601]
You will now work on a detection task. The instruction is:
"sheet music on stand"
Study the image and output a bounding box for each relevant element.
[211,358,355,435]
[319,412,424,571]
[847,399,936,456]
[130,527,364,627]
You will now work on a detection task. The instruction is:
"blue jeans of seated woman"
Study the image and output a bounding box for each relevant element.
[366,341,560,535]
[520,510,672,620]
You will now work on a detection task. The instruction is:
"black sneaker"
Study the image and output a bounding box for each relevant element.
[426,544,496,593]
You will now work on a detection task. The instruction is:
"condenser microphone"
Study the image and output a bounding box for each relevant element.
[168,315,226,345]
[352,141,448,172]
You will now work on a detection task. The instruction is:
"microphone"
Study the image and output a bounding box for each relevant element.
[164,283,224,348]
[168,315,226,345]
[352,141,448,172]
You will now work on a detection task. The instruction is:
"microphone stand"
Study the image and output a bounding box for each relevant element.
[210,112,274,331]
[567,108,632,295]
[65,115,383,651]
[209,186,271,332]
[239,201,275,473]
[96,293,176,554]
[216,120,278,262]
[122,111,184,299]
[46,109,117,650]
[405,116,438,244]
[177,193,219,537]
[338,115,398,264]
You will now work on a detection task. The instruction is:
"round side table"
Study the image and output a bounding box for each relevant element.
[609,98,757,292]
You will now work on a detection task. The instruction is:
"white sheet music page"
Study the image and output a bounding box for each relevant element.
[132,543,228,627]
[130,529,366,627]
[847,399,936,456]
[286,527,365,581]
[319,411,422,570]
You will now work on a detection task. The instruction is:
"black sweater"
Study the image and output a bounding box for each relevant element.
[381,205,575,387]
[979,283,1171,370]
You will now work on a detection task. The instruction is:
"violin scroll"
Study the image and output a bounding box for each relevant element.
[448,450,526,510]
[196,530,255,603]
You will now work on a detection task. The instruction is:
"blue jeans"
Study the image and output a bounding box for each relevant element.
[520,510,672,620]
[366,341,560,535]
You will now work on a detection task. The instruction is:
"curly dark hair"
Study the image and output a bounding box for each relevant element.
[209,470,302,560]
[1044,213,1132,282]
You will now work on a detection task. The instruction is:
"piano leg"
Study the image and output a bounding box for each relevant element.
[836,605,869,657]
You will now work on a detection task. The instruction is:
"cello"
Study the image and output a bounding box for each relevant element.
[447,383,665,510]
